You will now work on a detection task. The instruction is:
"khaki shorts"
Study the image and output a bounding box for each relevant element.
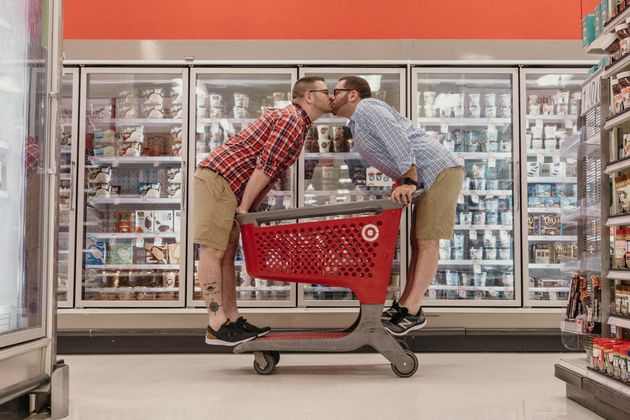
[193,167,240,251]
[411,167,464,240]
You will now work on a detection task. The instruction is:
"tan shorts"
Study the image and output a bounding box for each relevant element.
[411,167,464,240]
[193,167,240,251]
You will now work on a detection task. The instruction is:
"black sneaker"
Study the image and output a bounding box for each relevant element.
[381,300,400,321]
[205,322,257,346]
[234,316,271,337]
[383,307,427,336]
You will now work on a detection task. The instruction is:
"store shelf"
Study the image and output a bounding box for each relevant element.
[530,287,570,292]
[585,32,616,55]
[529,263,563,270]
[527,207,562,214]
[454,225,512,231]
[605,157,630,174]
[560,319,588,335]
[89,118,183,125]
[194,285,290,293]
[603,9,630,37]
[452,152,512,160]
[528,235,576,242]
[303,152,362,160]
[603,52,630,78]
[604,109,630,130]
[526,114,578,122]
[197,117,256,125]
[438,260,512,266]
[606,214,630,226]
[607,270,630,280]
[87,197,181,210]
[608,315,630,330]
[526,149,561,157]
[60,146,72,154]
[85,264,179,270]
[87,232,180,240]
[528,177,577,184]
[461,190,512,196]
[428,285,512,292]
[59,174,71,181]
[89,156,182,167]
[84,286,179,293]
[416,117,511,126]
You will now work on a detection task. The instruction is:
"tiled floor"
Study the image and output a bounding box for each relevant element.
[62,353,601,420]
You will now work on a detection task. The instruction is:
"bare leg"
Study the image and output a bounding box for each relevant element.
[399,239,439,315]
[222,239,240,322]
[398,237,417,303]
[198,245,227,330]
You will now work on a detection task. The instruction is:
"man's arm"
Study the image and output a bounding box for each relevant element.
[237,169,271,214]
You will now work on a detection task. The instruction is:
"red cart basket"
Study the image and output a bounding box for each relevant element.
[234,194,421,377]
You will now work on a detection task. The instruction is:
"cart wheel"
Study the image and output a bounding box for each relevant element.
[396,338,411,351]
[269,351,280,365]
[253,353,276,375]
[391,350,418,378]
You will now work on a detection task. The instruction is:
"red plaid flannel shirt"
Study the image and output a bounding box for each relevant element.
[198,103,311,201]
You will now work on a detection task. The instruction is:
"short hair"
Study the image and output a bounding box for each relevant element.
[292,76,326,100]
[339,76,372,99]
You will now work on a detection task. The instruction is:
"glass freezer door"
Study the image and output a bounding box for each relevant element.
[76,68,188,307]
[298,67,406,306]
[0,1,50,346]
[520,68,588,307]
[57,69,79,308]
[412,68,521,306]
[188,68,298,307]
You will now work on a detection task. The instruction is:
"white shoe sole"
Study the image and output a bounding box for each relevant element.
[205,335,256,346]
[257,329,271,338]
[385,319,428,336]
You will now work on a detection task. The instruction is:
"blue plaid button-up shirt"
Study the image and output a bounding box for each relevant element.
[348,98,461,190]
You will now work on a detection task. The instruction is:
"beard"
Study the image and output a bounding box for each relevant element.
[332,96,348,115]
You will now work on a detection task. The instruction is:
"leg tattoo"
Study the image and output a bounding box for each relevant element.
[208,300,221,315]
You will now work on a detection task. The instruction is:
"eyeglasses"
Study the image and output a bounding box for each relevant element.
[307,89,330,95]
[333,88,353,96]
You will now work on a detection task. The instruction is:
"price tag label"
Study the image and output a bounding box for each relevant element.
[565,119,573,129]
[135,238,144,248]
[488,155,496,168]
[485,229,493,237]
[469,229,478,240]
[458,288,467,298]
[154,236,163,247]
[537,153,544,163]
[456,156,465,166]
[441,121,449,134]
[489,288,498,297]
[473,264,482,274]
[549,291,558,301]
[471,193,480,203]
[487,123,496,132]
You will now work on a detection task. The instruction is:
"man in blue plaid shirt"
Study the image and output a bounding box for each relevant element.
[332,76,464,335]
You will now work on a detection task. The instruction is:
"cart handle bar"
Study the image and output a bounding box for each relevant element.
[237,191,423,226]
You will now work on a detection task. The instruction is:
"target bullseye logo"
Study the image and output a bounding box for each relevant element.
[361,224,379,242]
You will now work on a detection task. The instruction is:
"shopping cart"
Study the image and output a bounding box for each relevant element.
[234,193,421,377]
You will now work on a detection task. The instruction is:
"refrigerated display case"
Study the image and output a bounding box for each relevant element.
[297,67,407,306]
[75,68,189,307]
[57,68,79,308]
[187,68,298,307]
[412,68,521,306]
[520,68,588,307]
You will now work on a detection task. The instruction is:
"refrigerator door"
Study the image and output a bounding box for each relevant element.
[75,68,188,307]
[0,2,53,346]
[520,68,588,307]
[412,67,521,306]
[57,69,79,308]
[188,68,298,307]
[297,67,407,307]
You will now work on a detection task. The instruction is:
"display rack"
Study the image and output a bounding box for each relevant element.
[556,5,630,414]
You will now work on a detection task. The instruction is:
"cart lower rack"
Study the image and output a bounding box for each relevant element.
[234,193,421,377]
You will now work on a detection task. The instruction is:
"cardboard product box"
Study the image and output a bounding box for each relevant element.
[85,237,106,265]
[168,243,181,265]
[145,243,169,264]
[528,214,541,236]
[173,210,181,234]
[541,214,562,236]
[139,183,161,199]
[602,0,610,25]
[135,210,154,233]
[108,242,134,265]
[115,211,134,233]
[534,246,551,264]
[154,211,174,233]
[595,3,603,36]
[583,14,596,47]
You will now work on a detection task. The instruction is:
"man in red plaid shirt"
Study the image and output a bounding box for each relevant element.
[194,76,332,346]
